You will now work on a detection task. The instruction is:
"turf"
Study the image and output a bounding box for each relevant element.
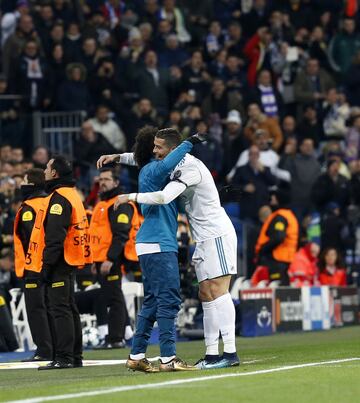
[0,326,359,403]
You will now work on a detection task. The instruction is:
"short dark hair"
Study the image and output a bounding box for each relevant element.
[133,125,158,168]
[155,128,181,148]
[50,155,73,177]
[99,167,119,181]
[25,168,45,186]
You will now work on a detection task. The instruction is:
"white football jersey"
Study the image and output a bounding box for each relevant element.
[170,154,235,242]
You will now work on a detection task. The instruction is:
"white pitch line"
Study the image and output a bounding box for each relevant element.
[6,358,360,403]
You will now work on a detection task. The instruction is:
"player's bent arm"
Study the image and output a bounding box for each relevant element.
[119,153,137,166]
[157,141,193,176]
[130,181,186,205]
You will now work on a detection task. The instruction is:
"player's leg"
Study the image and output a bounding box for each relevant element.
[193,240,221,368]
[207,232,239,368]
[127,253,158,372]
[153,252,195,371]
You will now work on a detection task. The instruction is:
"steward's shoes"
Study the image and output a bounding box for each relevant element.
[73,359,83,368]
[93,340,126,349]
[21,354,49,362]
[126,357,159,373]
[198,353,240,369]
[159,357,197,372]
[38,360,74,370]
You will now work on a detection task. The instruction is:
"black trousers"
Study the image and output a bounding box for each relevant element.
[96,263,127,343]
[47,268,82,364]
[0,289,19,352]
[24,272,55,359]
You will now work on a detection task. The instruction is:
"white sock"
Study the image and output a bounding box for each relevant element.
[98,325,108,340]
[160,355,176,364]
[214,293,236,354]
[202,300,219,356]
[125,325,134,340]
[130,353,145,360]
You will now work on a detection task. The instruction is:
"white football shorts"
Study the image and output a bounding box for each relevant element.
[192,231,238,283]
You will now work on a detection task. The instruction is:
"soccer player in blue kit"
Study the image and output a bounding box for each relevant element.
[97,127,204,372]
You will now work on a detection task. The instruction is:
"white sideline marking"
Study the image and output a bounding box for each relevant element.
[6,358,360,403]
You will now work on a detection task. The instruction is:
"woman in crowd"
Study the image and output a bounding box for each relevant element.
[318,247,347,286]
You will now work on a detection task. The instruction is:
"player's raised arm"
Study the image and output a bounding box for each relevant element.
[96,153,137,169]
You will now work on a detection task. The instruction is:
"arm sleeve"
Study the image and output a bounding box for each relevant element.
[154,141,193,176]
[135,181,187,205]
[43,193,72,268]
[106,203,134,262]
[119,153,137,166]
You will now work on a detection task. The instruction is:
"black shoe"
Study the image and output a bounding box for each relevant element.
[38,360,73,370]
[21,354,50,362]
[93,340,126,350]
[73,359,83,368]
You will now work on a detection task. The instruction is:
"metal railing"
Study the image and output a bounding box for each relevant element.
[32,110,87,158]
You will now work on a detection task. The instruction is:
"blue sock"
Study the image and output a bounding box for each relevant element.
[205,354,220,362]
[223,352,238,360]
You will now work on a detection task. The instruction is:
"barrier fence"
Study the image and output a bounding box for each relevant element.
[239,286,360,337]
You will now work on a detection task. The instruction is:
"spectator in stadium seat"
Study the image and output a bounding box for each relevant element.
[75,120,116,168]
[0,75,21,145]
[288,242,320,287]
[181,50,211,102]
[10,39,50,111]
[89,59,123,115]
[312,158,351,216]
[52,0,75,25]
[80,37,101,76]
[350,159,360,206]
[297,104,323,147]
[345,112,360,162]
[243,103,283,151]
[158,34,188,69]
[2,14,41,76]
[63,21,82,62]
[328,17,360,77]
[202,78,244,120]
[158,0,191,44]
[294,58,335,116]
[322,88,350,141]
[318,247,347,286]
[139,0,159,29]
[223,55,247,95]
[247,69,283,118]
[34,3,54,52]
[344,51,360,106]
[231,144,276,221]
[282,138,321,219]
[56,63,91,112]
[89,105,126,151]
[222,110,249,177]
[281,116,297,141]
[44,22,65,58]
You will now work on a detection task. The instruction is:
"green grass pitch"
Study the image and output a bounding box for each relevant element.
[0,327,359,403]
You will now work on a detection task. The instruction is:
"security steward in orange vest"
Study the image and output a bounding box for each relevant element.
[13,168,55,362]
[255,184,299,285]
[39,156,92,370]
[89,167,140,349]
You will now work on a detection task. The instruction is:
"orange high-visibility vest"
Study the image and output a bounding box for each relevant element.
[255,208,299,263]
[90,197,142,263]
[55,187,93,266]
[13,196,51,278]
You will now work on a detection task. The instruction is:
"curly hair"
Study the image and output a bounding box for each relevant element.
[133,126,158,168]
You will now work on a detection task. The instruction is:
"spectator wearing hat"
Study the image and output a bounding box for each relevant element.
[312,158,351,216]
[222,110,249,176]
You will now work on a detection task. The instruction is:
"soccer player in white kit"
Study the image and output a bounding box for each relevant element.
[99,135,240,369]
